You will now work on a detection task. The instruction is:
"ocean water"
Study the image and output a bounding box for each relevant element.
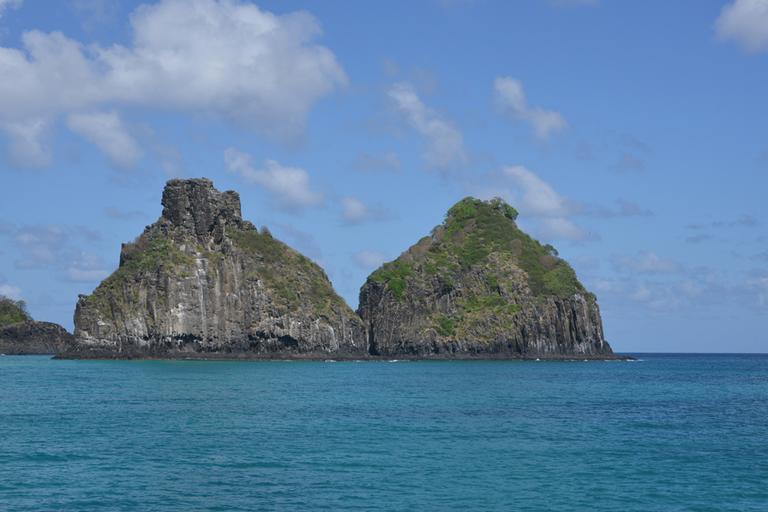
[1,354,766,511]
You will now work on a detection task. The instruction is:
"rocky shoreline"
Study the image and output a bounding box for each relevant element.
[54,351,633,361]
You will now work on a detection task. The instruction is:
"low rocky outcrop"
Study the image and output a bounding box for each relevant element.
[357,197,615,359]
[64,178,366,359]
[0,297,74,354]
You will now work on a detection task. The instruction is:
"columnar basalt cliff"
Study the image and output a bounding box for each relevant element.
[0,296,74,354]
[66,178,366,358]
[358,197,614,359]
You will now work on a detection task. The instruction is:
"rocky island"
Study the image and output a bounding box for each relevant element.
[61,178,616,360]
[0,296,74,355]
[358,197,614,359]
[63,178,366,358]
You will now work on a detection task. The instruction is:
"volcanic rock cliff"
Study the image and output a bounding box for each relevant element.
[0,296,74,355]
[67,178,366,358]
[357,197,613,358]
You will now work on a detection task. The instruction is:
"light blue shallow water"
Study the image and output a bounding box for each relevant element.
[1,354,766,511]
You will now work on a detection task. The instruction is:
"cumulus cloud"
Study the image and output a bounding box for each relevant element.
[224,147,323,212]
[0,0,346,166]
[537,217,589,241]
[500,166,588,240]
[494,77,567,140]
[353,250,387,270]
[479,165,589,241]
[501,165,572,217]
[1,118,51,168]
[388,82,467,170]
[341,197,368,224]
[67,111,142,168]
[715,0,768,53]
[339,196,393,225]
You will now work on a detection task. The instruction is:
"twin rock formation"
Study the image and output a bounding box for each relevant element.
[64,178,614,359]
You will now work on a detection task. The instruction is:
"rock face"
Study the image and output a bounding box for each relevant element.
[358,197,614,358]
[0,296,74,354]
[68,178,366,358]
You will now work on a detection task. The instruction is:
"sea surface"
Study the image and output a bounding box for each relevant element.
[1,354,766,511]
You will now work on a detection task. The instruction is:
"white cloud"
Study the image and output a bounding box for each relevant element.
[67,111,142,168]
[224,147,323,211]
[0,0,346,166]
[501,165,572,217]
[715,0,768,53]
[341,197,368,224]
[479,165,588,241]
[537,217,588,241]
[354,250,387,270]
[494,77,567,140]
[1,118,51,168]
[388,82,467,170]
[0,283,22,300]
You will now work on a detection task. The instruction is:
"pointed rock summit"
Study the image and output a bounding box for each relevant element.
[358,197,614,358]
[68,178,366,358]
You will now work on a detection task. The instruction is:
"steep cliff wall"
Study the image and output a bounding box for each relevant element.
[358,197,614,358]
[68,178,366,358]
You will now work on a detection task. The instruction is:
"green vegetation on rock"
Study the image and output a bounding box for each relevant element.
[231,227,345,317]
[369,261,412,299]
[434,315,455,337]
[0,296,30,328]
[368,197,585,301]
[86,233,195,316]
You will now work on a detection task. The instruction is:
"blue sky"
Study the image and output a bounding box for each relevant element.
[0,0,766,353]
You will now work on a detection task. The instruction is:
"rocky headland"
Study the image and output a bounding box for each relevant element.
[0,297,74,355]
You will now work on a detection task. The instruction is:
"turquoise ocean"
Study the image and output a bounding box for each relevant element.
[1,354,766,511]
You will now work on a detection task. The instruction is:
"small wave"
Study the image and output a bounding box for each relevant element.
[324,359,337,363]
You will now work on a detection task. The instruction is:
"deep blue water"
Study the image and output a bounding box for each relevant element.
[1,354,766,511]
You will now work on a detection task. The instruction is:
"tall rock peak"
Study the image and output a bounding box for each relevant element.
[69,178,366,359]
[161,178,243,239]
